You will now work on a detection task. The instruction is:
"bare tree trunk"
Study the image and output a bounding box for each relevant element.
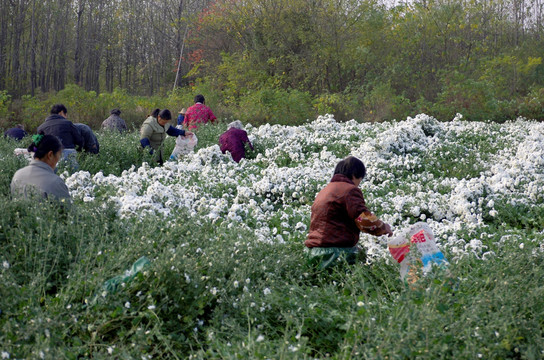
[30,0,37,95]
[84,0,104,92]
[538,0,544,39]
[52,0,69,91]
[105,47,113,92]
[11,0,28,96]
[38,16,50,92]
[535,0,541,38]
[173,25,189,91]
[74,0,86,85]
[172,0,187,90]
[513,0,524,46]
[0,0,10,90]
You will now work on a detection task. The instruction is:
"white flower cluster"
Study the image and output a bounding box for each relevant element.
[65,114,544,262]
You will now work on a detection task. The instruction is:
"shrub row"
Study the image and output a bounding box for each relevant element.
[2,82,544,134]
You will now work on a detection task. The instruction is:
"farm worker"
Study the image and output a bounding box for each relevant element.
[177,108,186,126]
[74,123,99,154]
[101,108,128,133]
[37,104,83,171]
[219,120,253,163]
[11,133,71,205]
[4,124,28,141]
[305,156,393,269]
[182,94,217,130]
[140,108,193,165]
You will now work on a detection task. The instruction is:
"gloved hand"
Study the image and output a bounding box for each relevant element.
[140,138,152,154]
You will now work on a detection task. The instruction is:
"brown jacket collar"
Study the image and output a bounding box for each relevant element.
[330,173,354,184]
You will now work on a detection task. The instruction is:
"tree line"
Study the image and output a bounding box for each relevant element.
[1,0,544,123]
[0,0,212,96]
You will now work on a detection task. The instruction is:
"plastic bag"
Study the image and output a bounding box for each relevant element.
[170,132,198,160]
[388,222,448,283]
[102,256,151,294]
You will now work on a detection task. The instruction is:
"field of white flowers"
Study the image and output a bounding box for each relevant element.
[1,113,543,359]
[65,113,544,262]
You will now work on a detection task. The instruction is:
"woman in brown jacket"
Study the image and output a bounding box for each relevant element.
[305,156,393,269]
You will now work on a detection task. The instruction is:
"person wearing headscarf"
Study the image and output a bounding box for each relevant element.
[219,120,253,163]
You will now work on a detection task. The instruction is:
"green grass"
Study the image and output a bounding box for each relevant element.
[1,122,543,359]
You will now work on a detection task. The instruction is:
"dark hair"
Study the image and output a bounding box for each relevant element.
[28,132,63,159]
[110,108,121,116]
[51,104,68,115]
[158,109,172,121]
[194,94,205,103]
[334,156,366,180]
[150,108,160,117]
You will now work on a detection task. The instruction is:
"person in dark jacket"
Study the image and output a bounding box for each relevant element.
[305,156,393,269]
[219,120,253,163]
[74,123,99,154]
[4,124,27,140]
[37,104,83,170]
[101,108,128,133]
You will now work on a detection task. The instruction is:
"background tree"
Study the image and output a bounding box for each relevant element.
[0,0,543,124]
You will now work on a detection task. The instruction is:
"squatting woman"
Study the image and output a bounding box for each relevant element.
[305,156,393,269]
[11,133,71,204]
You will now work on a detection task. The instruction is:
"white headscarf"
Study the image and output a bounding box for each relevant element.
[228,120,244,130]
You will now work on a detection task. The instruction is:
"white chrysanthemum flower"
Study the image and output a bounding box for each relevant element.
[61,115,544,262]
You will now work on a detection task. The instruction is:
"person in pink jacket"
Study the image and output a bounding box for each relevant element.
[182,94,217,130]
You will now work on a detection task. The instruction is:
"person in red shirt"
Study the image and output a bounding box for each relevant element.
[182,94,217,130]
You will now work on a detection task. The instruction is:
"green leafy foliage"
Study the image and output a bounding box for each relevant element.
[1,119,544,358]
[433,71,499,122]
[516,87,544,120]
[0,90,12,126]
[11,85,205,133]
[236,87,314,125]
